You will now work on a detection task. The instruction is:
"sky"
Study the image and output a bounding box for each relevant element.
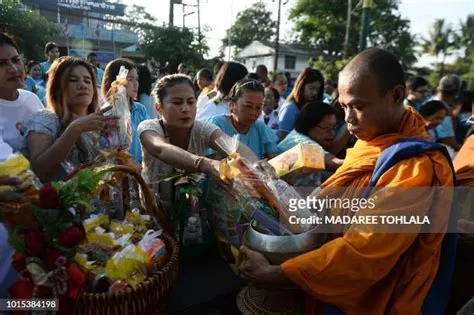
[122,0,474,67]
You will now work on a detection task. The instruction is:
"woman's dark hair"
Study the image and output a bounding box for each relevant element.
[457,91,474,113]
[44,42,58,55]
[215,62,248,97]
[137,65,152,96]
[213,61,224,77]
[197,68,213,81]
[295,101,335,135]
[27,61,41,73]
[228,78,264,101]
[287,67,325,107]
[153,74,195,104]
[246,73,261,81]
[419,100,447,118]
[406,76,429,92]
[0,33,19,52]
[102,58,135,99]
[265,87,280,104]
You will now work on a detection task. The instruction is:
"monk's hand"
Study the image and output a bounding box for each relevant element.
[239,246,286,283]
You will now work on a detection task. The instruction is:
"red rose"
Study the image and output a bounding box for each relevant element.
[38,183,60,209]
[66,264,87,300]
[10,279,34,299]
[58,225,86,247]
[43,247,65,270]
[24,230,46,255]
[11,252,27,272]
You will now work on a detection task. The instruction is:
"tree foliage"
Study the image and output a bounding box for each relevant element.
[222,1,276,51]
[141,26,209,72]
[289,0,417,78]
[106,5,157,41]
[422,18,456,79]
[0,2,60,61]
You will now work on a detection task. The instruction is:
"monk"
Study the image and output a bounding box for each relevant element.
[239,48,455,314]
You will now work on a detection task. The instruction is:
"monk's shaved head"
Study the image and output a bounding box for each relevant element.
[341,48,405,95]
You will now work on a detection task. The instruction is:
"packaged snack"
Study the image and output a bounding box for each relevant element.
[105,244,148,286]
[0,153,41,193]
[84,214,110,232]
[110,221,134,236]
[268,143,325,180]
[104,66,132,149]
[139,230,169,274]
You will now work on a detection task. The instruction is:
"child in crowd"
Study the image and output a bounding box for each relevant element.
[102,58,149,164]
[137,64,157,119]
[196,68,214,100]
[263,87,280,134]
[26,61,46,101]
[196,61,248,121]
[279,67,325,139]
[419,100,448,142]
[40,42,59,76]
[207,79,278,160]
[25,56,118,182]
[138,74,257,210]
[271,72,288,110]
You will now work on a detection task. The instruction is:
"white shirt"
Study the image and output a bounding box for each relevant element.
[196,90,230,121]
[0,90,43,152]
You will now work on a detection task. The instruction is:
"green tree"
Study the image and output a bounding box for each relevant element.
[455,15,474,57]
[0,2,60,60]
[141,26,209,72]
[289,0,417,75]
[222,1,276,52]
[422,19,455,80]
[106,5,157,41]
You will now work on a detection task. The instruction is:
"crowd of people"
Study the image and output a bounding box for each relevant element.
[1,30,474,314]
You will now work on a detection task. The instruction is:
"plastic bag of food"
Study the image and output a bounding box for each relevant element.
[105,244,147,286]
[138,230,169,274]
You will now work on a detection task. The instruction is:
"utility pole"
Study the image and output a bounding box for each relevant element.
[197,0,201,48]
[273,0,282,73]
[169,0,174,27]
[358,0,373,51]
[343,0,352,59]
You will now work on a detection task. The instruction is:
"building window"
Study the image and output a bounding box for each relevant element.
[252,59,257,70]
[284,55,296,70]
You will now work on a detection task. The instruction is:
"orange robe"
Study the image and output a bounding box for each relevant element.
[281,107,454,314]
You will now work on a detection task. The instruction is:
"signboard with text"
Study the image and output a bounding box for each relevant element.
[22,0,126,16]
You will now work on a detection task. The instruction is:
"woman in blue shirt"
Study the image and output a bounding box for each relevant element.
[137,65,158,119]
[208,79,278,160]
[278,67,325,140]
[102,59,149,164]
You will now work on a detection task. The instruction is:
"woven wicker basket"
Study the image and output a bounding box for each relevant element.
[70,165,180,314]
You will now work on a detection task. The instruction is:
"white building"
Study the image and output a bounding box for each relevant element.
[235,40,318,78]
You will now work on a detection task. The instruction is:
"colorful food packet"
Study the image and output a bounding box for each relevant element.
[105,244,148,286]
[138,230,169,274]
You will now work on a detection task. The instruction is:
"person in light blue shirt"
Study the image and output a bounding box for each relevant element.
[404,76,430,111]
[102,58,150,164]
[138,65,158,119]
[454,91,474,144]
[23,75,36,92]
[40,42,59,76]
[428,74,462,151]
[207,79,278,160]
[86,52,104,87]
[278,67,325,140]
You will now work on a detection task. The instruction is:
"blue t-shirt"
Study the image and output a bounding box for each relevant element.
[278,101,300,134]
[404,99,420,111]
[24,76,36,92]
[96,67,104,86]
[207,115,278,159]
[40,61,52,75]
[129,101,150,164]
[277,130,316,153]
[139,93,157,119]
[434,115,455,140]
[456,112,472,144]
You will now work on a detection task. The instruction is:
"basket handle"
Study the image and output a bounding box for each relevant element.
[95,165,175,237]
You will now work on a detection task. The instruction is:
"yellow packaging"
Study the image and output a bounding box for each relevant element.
[84,214,110,232]
[0,154,37,192]
[268,144,325,179]
[110,221,134,236]
[105,245,148,286]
